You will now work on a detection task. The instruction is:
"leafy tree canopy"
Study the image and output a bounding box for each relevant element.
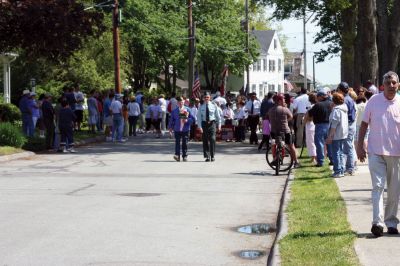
[0,0,105,61]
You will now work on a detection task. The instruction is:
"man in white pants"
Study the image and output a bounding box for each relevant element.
[357,71,400,237]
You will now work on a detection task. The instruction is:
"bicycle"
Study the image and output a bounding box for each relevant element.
[266,133,294,175]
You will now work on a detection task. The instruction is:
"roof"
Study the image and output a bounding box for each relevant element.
[251,30,276,54]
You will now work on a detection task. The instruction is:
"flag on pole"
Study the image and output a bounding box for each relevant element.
[192,70,201,99]
[219,64,228,97]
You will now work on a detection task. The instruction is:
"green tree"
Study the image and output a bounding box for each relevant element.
[194,0,259,91]
[0,0,105,61]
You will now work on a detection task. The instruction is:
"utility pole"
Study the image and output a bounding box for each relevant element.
[303,11,307,91]
[245,0,250,95]
[113,0,121,94]
[188,0,194,97]
[313,54,316,91]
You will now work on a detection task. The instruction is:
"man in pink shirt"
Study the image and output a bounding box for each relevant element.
[357,71,400,237]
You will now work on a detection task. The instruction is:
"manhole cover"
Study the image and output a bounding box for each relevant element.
[238,250,266,260]
[117,193,162,197]
[237,223,275,235]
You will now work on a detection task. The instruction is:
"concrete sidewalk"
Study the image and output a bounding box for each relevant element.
[335,162,400,266]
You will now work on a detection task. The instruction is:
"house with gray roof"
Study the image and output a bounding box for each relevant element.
[244,30,285,97]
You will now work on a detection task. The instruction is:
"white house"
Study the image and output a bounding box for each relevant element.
[244,30,285,98]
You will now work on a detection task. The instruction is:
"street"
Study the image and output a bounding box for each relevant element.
[0,135,287,265]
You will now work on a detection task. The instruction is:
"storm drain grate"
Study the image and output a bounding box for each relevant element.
[238,250,266,260]
[237,223,275,235]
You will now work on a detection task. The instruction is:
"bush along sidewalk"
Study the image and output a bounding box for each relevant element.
[279,155,359,265]
[0,122,27,148]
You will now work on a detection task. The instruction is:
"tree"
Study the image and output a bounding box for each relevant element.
[355,0,378,86]
[376,0,400,83]
[194,0,259,91]
[0,0,105,61]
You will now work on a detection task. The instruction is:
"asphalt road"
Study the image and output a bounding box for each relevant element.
[0,134,287,266]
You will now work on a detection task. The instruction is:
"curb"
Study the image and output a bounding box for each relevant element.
[267,169,294,266]
[0,135,106,162]
[0,151,35,162]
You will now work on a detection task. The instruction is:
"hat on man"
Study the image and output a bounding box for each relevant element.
[337,82,349,91]
[317,87,330,97]
[23,89,30,95]
[115,93,122,99]
[30,92,36,96]
[203,91,211,97]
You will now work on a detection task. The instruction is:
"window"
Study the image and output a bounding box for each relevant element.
[278,84,282,93]
[278,59,282,72]
[252,84,256,93]
[269,60,276,72]
[272,84,275,92]
[257,59,261,71]
[274,39,277,49]
[252,61,257,72]
[259,84,263,95]
[263,59,268,72]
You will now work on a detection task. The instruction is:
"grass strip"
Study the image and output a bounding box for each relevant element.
[0,146,23,155]
[279,154,359,266]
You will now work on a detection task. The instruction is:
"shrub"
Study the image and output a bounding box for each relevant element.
[22,136,46,152]
[0,122,27,148]
[0,103,21,124]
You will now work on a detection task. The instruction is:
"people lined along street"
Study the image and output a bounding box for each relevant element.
[15,82,387,171]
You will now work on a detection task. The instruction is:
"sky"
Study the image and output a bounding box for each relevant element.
[274,17,341,85]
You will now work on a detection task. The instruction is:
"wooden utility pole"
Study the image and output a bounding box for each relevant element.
[113,0,122,93]
[245,0,250,95]
[303,11,307,91]
[188,0,194,97]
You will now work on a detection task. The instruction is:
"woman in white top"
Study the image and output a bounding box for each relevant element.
[234,102,247,142]
[127,96,141,136]
[304,93,317,163]
[223,102,234,126]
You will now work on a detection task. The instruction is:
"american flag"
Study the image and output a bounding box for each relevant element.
[192,70,201,99]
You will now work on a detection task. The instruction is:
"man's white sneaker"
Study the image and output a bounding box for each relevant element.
[68,148,76,153]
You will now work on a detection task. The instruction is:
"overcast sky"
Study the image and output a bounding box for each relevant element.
[274,17,341,85]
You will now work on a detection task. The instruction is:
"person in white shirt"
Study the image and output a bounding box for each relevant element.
[244,92,262,144]
[127,96,141,136]
[292,88,311,147]
[159,94,167,132]
[213,91,227,106]
[189,98,200,141]
[74,85,85,131]
[234,101,247,142]
[223,102,234,126]
[110,94,125,142]
[366,80,379,94]
[149,97,163,138]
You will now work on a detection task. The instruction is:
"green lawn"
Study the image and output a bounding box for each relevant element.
[0,146,23,155]
[279,154,359,265]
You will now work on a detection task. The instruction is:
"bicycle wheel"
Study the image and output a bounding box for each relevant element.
[275,149,280,176]
[266,147,276,170]
[279,146,294,172]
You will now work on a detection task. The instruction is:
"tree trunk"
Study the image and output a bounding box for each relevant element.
[356,0,378,86]
[172,65,177,94]
[164,63,170,91]
[386,1,400,75]
[341,1,357,86]
[376,0,389,84]
[203,62,211,89]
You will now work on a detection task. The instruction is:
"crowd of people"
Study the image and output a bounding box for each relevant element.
[15,79,376,167]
